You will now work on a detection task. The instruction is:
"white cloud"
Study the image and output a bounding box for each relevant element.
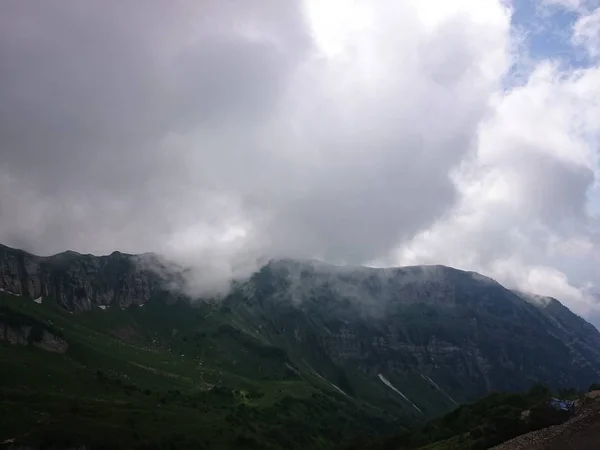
[573,7,600,57]
[397,57,600,320]
[1,0,600,325]
[0,2,510,255]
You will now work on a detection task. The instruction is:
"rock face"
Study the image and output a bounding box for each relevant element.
[230,259,600,402]
[0,244,180,312]
[0,321,68,353]
[33,329,69,353]
[0,322,31,346]
[3,244,600,408]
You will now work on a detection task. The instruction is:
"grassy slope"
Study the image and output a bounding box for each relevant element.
[0,293,399,449]
[223,291,458,422]
[1,292,589,450]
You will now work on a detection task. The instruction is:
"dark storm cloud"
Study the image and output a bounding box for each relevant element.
[0,0,486,264]
[0,0,310,254]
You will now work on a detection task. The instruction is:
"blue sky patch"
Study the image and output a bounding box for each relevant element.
[512,0,591,67]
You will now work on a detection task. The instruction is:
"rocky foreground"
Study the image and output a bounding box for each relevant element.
[491,391,600,450]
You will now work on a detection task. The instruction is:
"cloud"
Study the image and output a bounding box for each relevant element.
[573,7,600,58]
[0,2,509,263]
[0,0,599,325]
[397,47,600,320]
[0,0,310,252]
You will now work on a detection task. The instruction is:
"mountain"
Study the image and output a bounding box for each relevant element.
[0,244,184,312]
[227,259,600,404]
[1,244,600,449]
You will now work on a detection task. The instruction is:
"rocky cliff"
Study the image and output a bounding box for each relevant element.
[0,321,68,353]
[0,244,181,312]
[228,259,600,401]
[0,306,68,353]
[3,244,600,407]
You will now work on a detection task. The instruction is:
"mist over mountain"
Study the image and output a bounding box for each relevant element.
[3,243,600,392]
[2,0,600,330]
[2,242,600,448]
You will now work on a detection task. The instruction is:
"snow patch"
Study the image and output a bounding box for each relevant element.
[307,364,349,397]
[285,363,302,377]
[33,297,42,304]
[421,374,458,406]
[378,374,423,414]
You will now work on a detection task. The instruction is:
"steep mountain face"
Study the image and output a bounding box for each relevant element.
[0,244,182,312]
[2,244,600,446]
[226,259,600,405]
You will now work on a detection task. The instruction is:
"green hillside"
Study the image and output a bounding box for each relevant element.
[0,292,400,449]
[3,246,600,449]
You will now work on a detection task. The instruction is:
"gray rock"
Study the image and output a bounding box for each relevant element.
[0,244,182,312]
[233,259,600,402]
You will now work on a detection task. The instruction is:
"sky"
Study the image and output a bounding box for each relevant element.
[1,0,600,324]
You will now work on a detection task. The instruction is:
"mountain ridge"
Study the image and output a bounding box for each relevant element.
[232,258,600,395]
[0,243,185,311]
[0,242,581,320]
[2,243,600,448]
